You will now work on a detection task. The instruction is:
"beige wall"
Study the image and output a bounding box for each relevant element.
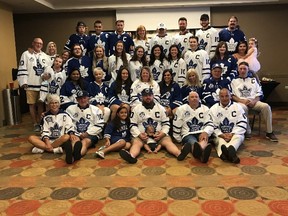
[0,3,18,126]
[211,4,288,103]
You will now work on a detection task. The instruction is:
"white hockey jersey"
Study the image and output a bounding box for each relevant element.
[168,58,187,87]
[209,101,247,136]
[134,39,150,54]
[231,77,263,100]
[184,49,210,82]
[17,51,51,91]
[149,59,169,82]
[172,32,193,55]
[129,60,143,82]
[195,27,219,59]
[108,53,131,84]
[149,34,172,57]
[66,104,105,137]
[130,103,170,137]
[173,104,214,143]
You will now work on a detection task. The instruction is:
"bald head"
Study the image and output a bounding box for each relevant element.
[219,88,231,107]
[188,91,200,108]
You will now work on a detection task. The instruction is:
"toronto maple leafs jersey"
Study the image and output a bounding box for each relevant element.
[60,80,89,107]
[202,77,232,107]
[134,39,150,54]
[87,32,110,56]
[149,59,169,82]
[108,54,131,84]
[231,77,263,100]
[41,67,66,96]
[149,35,172,57]
[168,58,187,87]
[209,56,238,81]
[130,79,160,108]
[108,81,130,106]
[17,51,51,91]
[65,56,93,82]
[66,104,104,137]
[209,101,247,136]
[64,33,90,56]
[130,103,170,137]
[172,32,193,55]
[195,27,219,59]
[108,31,134,55]
[129,60,143,82]
[159,82,182,109]
[88,81,109,106]
[219,28,246,54]
[173,103,214,142]
[181,85,202,104]
[184,49,211,82]
[41,110,75,141]
[104,120,131,143]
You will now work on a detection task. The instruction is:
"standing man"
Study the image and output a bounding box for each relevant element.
[195,14,219,59]
[210,88,247,164]
[87,20,110,57]
[219,16,246,54]
[173,91,214,163]
[64,21,90,56]
[231,61,278,142]
[119,88,191,164]
[108,20,134,55]
[172,17,193,56]
[17,38,50,131]
[149,23,172,57]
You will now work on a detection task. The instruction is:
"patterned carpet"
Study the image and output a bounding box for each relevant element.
[0,107,288,215]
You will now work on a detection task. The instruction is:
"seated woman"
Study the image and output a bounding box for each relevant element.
[28,94,74,154]
[158,69,182,118]
[88,67,111,123]
[108,67,133,120]
[60,67,89,110]
[181,69,202,104]
[95,106,131,159]
[130,66,160,109]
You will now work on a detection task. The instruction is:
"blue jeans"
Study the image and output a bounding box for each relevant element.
[182,134,200,146]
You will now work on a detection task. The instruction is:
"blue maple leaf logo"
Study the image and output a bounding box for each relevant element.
[152,67,161,80]
[239,85,252,98]
[76,117,90,133]
[177,43,185,53]
[33,59,44,76]
[143,118,158,131]
[198,39,208,50]
[187,60,197,69]
[219,117,234,133]
[187,117,203,132]
[49,80,59,94]
[49,122,63,139]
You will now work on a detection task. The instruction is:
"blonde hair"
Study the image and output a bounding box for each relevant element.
[140,66,154,86]
[92,45,108,71]
[185,69,201,87]
[135,25,147,41]
[93,67,104,77]
[47,94,60,104]
[45,41,57,56]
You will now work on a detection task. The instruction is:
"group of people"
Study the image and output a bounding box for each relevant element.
[17,13,278,165]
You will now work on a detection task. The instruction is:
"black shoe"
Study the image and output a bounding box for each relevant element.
[192,142,202,160]
[228,146,240,164]
[202,144,212,163]
[266,132,278,142]
[119,149,137,164]
[221,145,229,161]
[64,141,73,164]
[73,141,82,161]
[177,143,191,161]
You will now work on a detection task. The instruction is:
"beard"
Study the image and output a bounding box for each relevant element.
[142,100,155,109]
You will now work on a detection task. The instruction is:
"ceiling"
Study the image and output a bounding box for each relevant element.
[1,0,288,14]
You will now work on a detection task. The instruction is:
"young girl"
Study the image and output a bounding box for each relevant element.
[245,37,261,73]
[95,106,131,159]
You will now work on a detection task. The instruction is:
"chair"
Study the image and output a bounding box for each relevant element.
[249,110,261,135]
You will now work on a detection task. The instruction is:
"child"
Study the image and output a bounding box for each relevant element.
[245,37,261,73]
[95,106,131,159]
[143,125,162,154]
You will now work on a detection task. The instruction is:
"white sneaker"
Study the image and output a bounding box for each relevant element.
[32,147,44,154]
[95,151,105,159]
[53,147,63,154]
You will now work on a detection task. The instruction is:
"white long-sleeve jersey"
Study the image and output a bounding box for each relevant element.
[184,49,210,83]
[209,101,247,137]
[149,34,172,57]
[231,77,263,100]
[108,53,131,84]
[134,39,150,54]
[41,110,75,141]
[130,103,170,138]
[172,32,193,55]
[149,59,169,82]
[195,27,219,59]
[130,79,160,108]
[168,58,187,87]
[173,104,214,143]
[129,60,143,82]
[66,104,104,137]
[17,50,50,91]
